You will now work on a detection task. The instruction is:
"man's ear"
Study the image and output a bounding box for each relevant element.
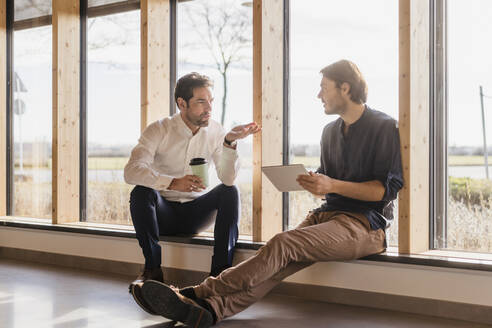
[176,97,187,111]
[340,82,351,96]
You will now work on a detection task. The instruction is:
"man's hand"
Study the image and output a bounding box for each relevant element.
[167,175,206,192]
[297,172,386,201]
[225,122,261,143]
[296,171,335,196]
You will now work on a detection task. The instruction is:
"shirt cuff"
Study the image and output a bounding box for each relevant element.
[222,143,239,160]
[157,174,175,190]
[377,172,403,202]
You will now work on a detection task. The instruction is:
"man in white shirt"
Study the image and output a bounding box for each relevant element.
[125,72,259,313]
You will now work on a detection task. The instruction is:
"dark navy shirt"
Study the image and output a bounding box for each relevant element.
[314,106,404,230]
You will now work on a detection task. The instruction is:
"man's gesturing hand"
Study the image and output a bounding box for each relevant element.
[296,171,335,196]
[225,122,261,143]
[167,175,206,192]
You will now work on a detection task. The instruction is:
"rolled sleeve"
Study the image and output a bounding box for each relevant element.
[373,121,404,202]
[212,136,240,186]
[379,171,403,202]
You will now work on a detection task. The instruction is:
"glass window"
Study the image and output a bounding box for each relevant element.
[86,10,140,225]
[442,0,492,252]
[12,24,52,219]
[288,0,399,246]
[177,0,253,237]
[14,0,51,21]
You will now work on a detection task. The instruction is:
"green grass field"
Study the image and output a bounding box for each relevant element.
[447,156,491,166]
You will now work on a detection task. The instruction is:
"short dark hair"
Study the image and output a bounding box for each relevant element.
[320,60,367,104]
[174,72,214,105]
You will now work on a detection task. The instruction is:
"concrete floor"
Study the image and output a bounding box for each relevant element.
[0,258,489,328]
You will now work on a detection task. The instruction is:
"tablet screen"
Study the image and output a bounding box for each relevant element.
[261,164,310,192]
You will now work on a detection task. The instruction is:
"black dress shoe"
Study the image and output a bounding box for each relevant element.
[130,282,158,315]
[141,280,213,328]
[129,267,164,315]
[131,267,164,285]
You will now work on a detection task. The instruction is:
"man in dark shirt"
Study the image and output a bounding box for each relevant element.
[132,59,404,328]
[310,73,403,232]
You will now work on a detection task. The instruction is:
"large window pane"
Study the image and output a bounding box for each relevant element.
[12,24,52,219]
[445,0,492,252]
[86,10,140,224]
[177,0,253,236]
[288,0,399,246]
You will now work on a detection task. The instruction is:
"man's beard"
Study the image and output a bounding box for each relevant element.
[324,100,347,115]
[187,112,210,127]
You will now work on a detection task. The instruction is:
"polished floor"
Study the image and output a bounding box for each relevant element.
[0,258,489,328]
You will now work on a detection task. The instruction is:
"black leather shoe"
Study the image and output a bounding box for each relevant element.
[141,280,213,328]
[130,282,158,315]
[129,268,164,315]
[131,267,164,285]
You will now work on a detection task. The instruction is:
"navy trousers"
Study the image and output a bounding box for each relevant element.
[129,184,240,276]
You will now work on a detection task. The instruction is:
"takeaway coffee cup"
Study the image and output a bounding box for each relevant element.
[189,158,209,187]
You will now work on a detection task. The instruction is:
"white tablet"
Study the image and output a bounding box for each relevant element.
[261,164,310,192]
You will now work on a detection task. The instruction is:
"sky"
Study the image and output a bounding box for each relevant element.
[10,0,492,149]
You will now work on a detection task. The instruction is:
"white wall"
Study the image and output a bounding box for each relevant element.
[1,225,492,307]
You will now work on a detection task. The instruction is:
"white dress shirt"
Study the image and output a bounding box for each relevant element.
[124,113,240,202]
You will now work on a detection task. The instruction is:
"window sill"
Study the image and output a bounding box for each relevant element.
[1,217,492,271]
[362,249,492,272]
[0,217,260,250]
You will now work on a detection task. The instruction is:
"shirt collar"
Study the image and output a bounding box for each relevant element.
[350,104,369,128]
[338,104,370,134]
[173,112,209,137]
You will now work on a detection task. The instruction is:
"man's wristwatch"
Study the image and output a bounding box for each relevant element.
[224,137,237,147]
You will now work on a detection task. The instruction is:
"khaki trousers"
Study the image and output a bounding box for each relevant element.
[193,211,386,322]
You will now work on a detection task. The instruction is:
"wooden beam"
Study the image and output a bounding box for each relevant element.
[252,0,262,242]
[398,0,430,253]
[52,0,80,223]
[253,0,284,242]
[140,0,170,131]
[87,0,139,18]
[13,15,52,30]
[0,0,5,216]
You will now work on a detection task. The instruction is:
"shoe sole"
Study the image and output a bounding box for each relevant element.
[141,280,213,328]
[129,283,158,315]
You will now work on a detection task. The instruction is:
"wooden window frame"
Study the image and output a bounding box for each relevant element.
[140,0,170,130]
[252,0,284,242]
[52,0,80,223]
[398,0,430,253]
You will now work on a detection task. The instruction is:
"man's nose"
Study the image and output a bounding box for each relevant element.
[317,91,322,99]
